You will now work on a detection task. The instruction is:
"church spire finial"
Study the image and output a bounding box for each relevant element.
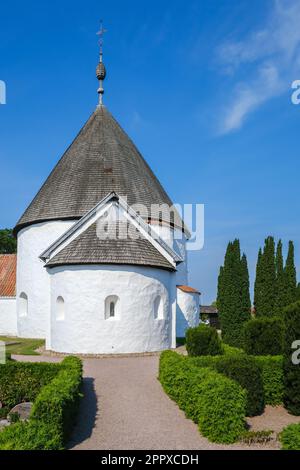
[96,20,107,106]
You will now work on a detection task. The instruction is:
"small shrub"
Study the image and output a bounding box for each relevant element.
[240,429,274,445]
[283,301,300,415]
[215,355,264,416]
[254,356,283,405]
[0,362,60,408]
[222,343,245,356]
[242,317,283,356]
[189,355,221,369]
[186,325,223,357]
[279,423,300,450]
[0,421,61,450]
[159,351,246,443]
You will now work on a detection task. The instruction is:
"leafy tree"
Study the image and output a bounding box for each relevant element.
[284,241,297,306]
[254,236,277,317]
[0,229,17,254]
[217,240,251,347]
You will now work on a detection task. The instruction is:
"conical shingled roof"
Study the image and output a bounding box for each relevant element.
[14,105,174,234]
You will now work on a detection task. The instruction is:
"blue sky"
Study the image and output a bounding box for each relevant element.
[1,0,300,304]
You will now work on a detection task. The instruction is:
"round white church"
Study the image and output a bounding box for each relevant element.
[0,45,200,354]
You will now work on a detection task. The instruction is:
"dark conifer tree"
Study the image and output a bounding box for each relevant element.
[217,240,251,347]
[254,248,263,316]
[254,236,276,317]
[275,239,286,315]
[284,241,297,306]
[240,253,251,316]
[296,283,300,302]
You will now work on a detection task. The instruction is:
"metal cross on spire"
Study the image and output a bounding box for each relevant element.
[96,20,107,54]
[96,20,107,107]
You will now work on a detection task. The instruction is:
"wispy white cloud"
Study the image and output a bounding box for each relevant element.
[217,0,300,134]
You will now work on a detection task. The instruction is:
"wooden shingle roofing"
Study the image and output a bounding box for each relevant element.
[0,254,17,297]
[46,220,175,271]
[14,105,177,235]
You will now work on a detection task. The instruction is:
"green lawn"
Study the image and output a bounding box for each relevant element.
[0,336,44,355]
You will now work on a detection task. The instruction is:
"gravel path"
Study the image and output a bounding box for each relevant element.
[13,354,300,450]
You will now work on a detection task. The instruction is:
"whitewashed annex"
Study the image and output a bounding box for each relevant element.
[0,40,200,354]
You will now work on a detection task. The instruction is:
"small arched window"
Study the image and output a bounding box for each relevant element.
[19,292,28,317]
[154,296,164,320]
[109,301,115,318]
[105,295,119,320]
[56,296,65,321]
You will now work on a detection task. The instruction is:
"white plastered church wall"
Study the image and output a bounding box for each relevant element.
[16,220,75,339]
[48,265,173,354]
[0,297,17,336]
[176,288,200,338]
[151,224,188,285]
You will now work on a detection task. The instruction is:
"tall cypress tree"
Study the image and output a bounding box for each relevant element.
[275,239,286,315]
[217,265,225,313]
[217,239,251,347]
[254,236,277,317]
[296,283,300,302]
[254,248,263,316]
[240,253,251,316]
[285,241,297,306]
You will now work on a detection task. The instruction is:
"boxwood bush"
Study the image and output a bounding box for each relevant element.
[0,361,61,408]
[0,356,82,450]
[191,353,283,407]
[191,355,264,416]
[215,355,264,416]
[254,355,283,406]
[222,343,245,356]
[242,317,283,356]
[186,324,223,356]
[279,423,300,450]
[159,351,246,443]
[283,301,300,415]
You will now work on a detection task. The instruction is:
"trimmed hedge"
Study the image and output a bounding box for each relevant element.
[0,356,82,450]
[0,362,61,408]
[191,353,283,407]
[0,420,62,450]
[191,355,264,416]
[222,343,245,356]
[283,301,300,415]
[159,351,246,443]
[242,317,283,356]
[279,423,300,450]
[215,355,264,416]
[186,325,223,357]
[254,356,283,406]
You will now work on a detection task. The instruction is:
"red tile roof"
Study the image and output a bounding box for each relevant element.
[177,285,200,294]
[0,254,17,297]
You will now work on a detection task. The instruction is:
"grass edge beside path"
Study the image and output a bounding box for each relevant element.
[0,336,44,355]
